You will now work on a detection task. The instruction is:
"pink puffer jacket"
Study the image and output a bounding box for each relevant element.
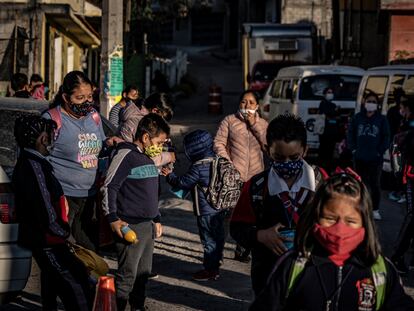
[214,113,268,182]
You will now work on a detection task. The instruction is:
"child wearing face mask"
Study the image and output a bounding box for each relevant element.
[102,113,169,311]
[347,92,390,221]
[230,114,323,296]
[250,171,414,311]
[318,87,340,172]
[12,115,93,310]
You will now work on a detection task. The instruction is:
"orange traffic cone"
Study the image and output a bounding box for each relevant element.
[93,276,117,311]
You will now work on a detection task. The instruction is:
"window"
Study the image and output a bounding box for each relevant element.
[404,75,414,97]
[364,76,389,104]
[281,80,291,99]
[271,80,282,98]
[299,75,362,101]
[387,75,405,106]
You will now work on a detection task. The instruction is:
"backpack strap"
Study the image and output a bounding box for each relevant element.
[91,110,101,126]
[286,255,309,298]
[371,255,387,311]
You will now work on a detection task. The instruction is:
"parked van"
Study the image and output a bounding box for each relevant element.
[355,65,414,173]
[264,65,365,149]
[355,65,414,113]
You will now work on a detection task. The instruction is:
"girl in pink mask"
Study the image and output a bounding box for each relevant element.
[250,171,414,311]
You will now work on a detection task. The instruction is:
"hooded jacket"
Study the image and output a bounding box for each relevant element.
[347,111,390,164]
[118,103,149,143]
[167,130,218,216]
[214,112,268,182]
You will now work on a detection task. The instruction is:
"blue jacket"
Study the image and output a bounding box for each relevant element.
[347,111,390,164]
[167,130,218,216]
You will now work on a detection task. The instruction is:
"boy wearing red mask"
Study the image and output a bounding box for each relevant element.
[230,114,322,296]
[250,172,414,311]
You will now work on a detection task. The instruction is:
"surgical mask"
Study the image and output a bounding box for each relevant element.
[239,109,257,118]
[272,159,303,180]
[69,101,94,117]
[144,143,163,158]
[365,102,378,112]
[325,93,334,101]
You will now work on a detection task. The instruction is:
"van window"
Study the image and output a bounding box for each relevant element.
[299,75,361,101]
[281,80,291,99]
[404,75,414,96]
[387,75,405,106]
[271,80,282,98]
[364,76,389,103]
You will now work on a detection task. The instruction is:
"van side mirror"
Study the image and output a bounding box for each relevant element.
[286,88,293,101]
[247,73,251,84]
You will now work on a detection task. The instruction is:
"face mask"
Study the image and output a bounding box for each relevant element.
[272,159,303,180]
[69,101,94,117]
[365,102,378,112]
[325,93,334,101]
[313,222,365,266]
[144,143,163,158]
[239,109,257,118]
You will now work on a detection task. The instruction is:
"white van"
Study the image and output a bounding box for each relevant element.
[263,65,364,149]
[355,65,414,172]
[355,65,414,113]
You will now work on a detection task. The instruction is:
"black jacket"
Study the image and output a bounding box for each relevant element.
[12,149,70,249]
[250,249,414,311]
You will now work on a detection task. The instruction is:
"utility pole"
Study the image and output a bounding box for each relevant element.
[100,0,124,118]
[332,0,341,62]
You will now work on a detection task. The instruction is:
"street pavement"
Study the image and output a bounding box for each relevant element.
[3,49,414,310]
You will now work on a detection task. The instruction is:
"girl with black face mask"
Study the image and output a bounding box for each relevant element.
[43,71,121,252]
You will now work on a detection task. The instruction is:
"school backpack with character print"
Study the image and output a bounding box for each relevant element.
[196,156,243,210]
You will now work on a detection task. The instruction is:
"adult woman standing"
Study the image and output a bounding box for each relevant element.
[43,71,120,251]
[214,90,268,261]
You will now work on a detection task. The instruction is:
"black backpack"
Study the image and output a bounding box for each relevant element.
[195,156,243,210]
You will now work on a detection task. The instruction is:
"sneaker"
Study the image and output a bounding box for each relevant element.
[398,197,407,204]
[373,210,382,221]
[392,257,408,274]
[148,272,159,280]
[388,191,401,201]
[192,269,219,281]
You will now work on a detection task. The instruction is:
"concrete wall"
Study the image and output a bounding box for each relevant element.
[281,0,332,38]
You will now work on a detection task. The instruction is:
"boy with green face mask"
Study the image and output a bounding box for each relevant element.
[102,113,170,311]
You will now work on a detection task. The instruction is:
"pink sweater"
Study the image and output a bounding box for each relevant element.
[214,113,268,182]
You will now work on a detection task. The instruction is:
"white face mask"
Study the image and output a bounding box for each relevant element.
[325,93,334,101]
[365,103,378,112]
[240,109,257,117]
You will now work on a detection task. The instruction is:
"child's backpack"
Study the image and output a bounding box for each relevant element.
[195,156,243,210]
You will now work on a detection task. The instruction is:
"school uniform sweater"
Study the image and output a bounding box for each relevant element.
[102,142,160,224]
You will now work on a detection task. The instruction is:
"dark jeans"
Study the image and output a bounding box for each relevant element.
[393,181,414,259]
[197,211,226,271]
[355,160,382,211]
[115,221,154,310]
[67,196,97,251]
[32,244,93,311]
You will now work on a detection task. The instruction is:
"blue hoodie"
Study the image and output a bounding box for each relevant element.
[167,130,218,216]
[347,111,390,164]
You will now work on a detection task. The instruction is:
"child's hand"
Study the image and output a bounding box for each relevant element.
[161,166,173,176]
[257,223,288,256]
[106,136,124,147]
[110,219,129,238]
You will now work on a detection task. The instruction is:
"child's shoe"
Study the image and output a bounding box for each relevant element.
[192,269,220,281]
[388,191,401,201]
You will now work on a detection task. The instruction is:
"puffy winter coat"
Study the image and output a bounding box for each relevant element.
[167,130,218,216]
[214,112,268,182]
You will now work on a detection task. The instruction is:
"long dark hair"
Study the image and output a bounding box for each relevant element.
[50,71,92,108]
[295,173,381,265]
[144,92,174,121]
